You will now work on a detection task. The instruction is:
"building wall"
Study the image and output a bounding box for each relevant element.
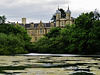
[28,28,50,42]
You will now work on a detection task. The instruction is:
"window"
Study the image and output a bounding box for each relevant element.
[56,22,59,27]
[31,31,34,35]
[63,21,65,26]
[40,28,43,33]
[62,22,63,25]
[35,30,37,34]
[61,21,65,26]
[58,15,60,19]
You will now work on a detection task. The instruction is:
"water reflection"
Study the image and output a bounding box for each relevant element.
[21,53,80,56]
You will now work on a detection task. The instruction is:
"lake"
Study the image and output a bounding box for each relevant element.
[0,53,100,75]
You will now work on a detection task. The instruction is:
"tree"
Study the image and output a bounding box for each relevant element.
[0,24,31,55]
[0,15,6,24]
[75,12,95,30]
[94,9,100,20]
[59,9,66,18]
[0,33,27,55]
[44,27,61,38]
[67,11,100,54]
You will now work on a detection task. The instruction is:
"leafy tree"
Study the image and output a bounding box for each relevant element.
[94,9,100,20]
[75,12,95,30]
[59,9,66,18]
[0,33,28,55]
[0,24,31,42]
[0,24,31,55]
[44,27,61,38]
[66,11,100,54]
[0,15,6,24]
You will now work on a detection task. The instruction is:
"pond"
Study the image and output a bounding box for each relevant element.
[0,53,100,75]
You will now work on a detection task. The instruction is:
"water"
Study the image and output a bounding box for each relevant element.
[0,53,100,75]
[21,53,80,56]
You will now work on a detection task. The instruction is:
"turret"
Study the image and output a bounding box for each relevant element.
[22,18,26,25]
[56,7,61,27]
[56,10,61,20]
[66,6,71,20]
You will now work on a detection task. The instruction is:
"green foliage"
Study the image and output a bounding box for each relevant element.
[75,12,95,30]
[0,15,6,24]
[0,24,31,55]
[33,11,100,54]
[34,27,66,54]
[44,27,61,38]
[59,9,66,18]
[0,24,31,42]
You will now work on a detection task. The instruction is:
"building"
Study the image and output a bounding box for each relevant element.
[56,6,74,27]
[17,6,74,42]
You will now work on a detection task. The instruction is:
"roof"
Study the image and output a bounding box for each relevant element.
[66,10,71,13]
[56,10,61,14]
[21,22,56,29]
[66,6,71,13]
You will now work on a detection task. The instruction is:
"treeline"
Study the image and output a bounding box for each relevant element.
[0,24,32,55]
[33,12,100,54]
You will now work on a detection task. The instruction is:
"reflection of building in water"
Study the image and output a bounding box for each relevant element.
[17,6,74,42]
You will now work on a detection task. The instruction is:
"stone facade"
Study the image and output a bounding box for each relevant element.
[25,21,56,42]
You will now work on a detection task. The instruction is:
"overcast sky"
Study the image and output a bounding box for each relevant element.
[0,0,100,23]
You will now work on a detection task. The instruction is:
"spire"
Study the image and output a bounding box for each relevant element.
[66,5,71,13]
[56,5,61,14]
[68,5,69,10]
[58,5,59,10]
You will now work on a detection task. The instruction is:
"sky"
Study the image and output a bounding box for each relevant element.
[0,0,100,23]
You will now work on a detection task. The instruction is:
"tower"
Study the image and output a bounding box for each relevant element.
[22,18,26,25]
[56,7,61,27]
[66,6,71,20]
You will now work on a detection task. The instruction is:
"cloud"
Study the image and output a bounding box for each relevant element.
[0,0,70,23]
[0,0,99,23]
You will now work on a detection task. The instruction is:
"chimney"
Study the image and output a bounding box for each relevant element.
[22,18,26,25]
